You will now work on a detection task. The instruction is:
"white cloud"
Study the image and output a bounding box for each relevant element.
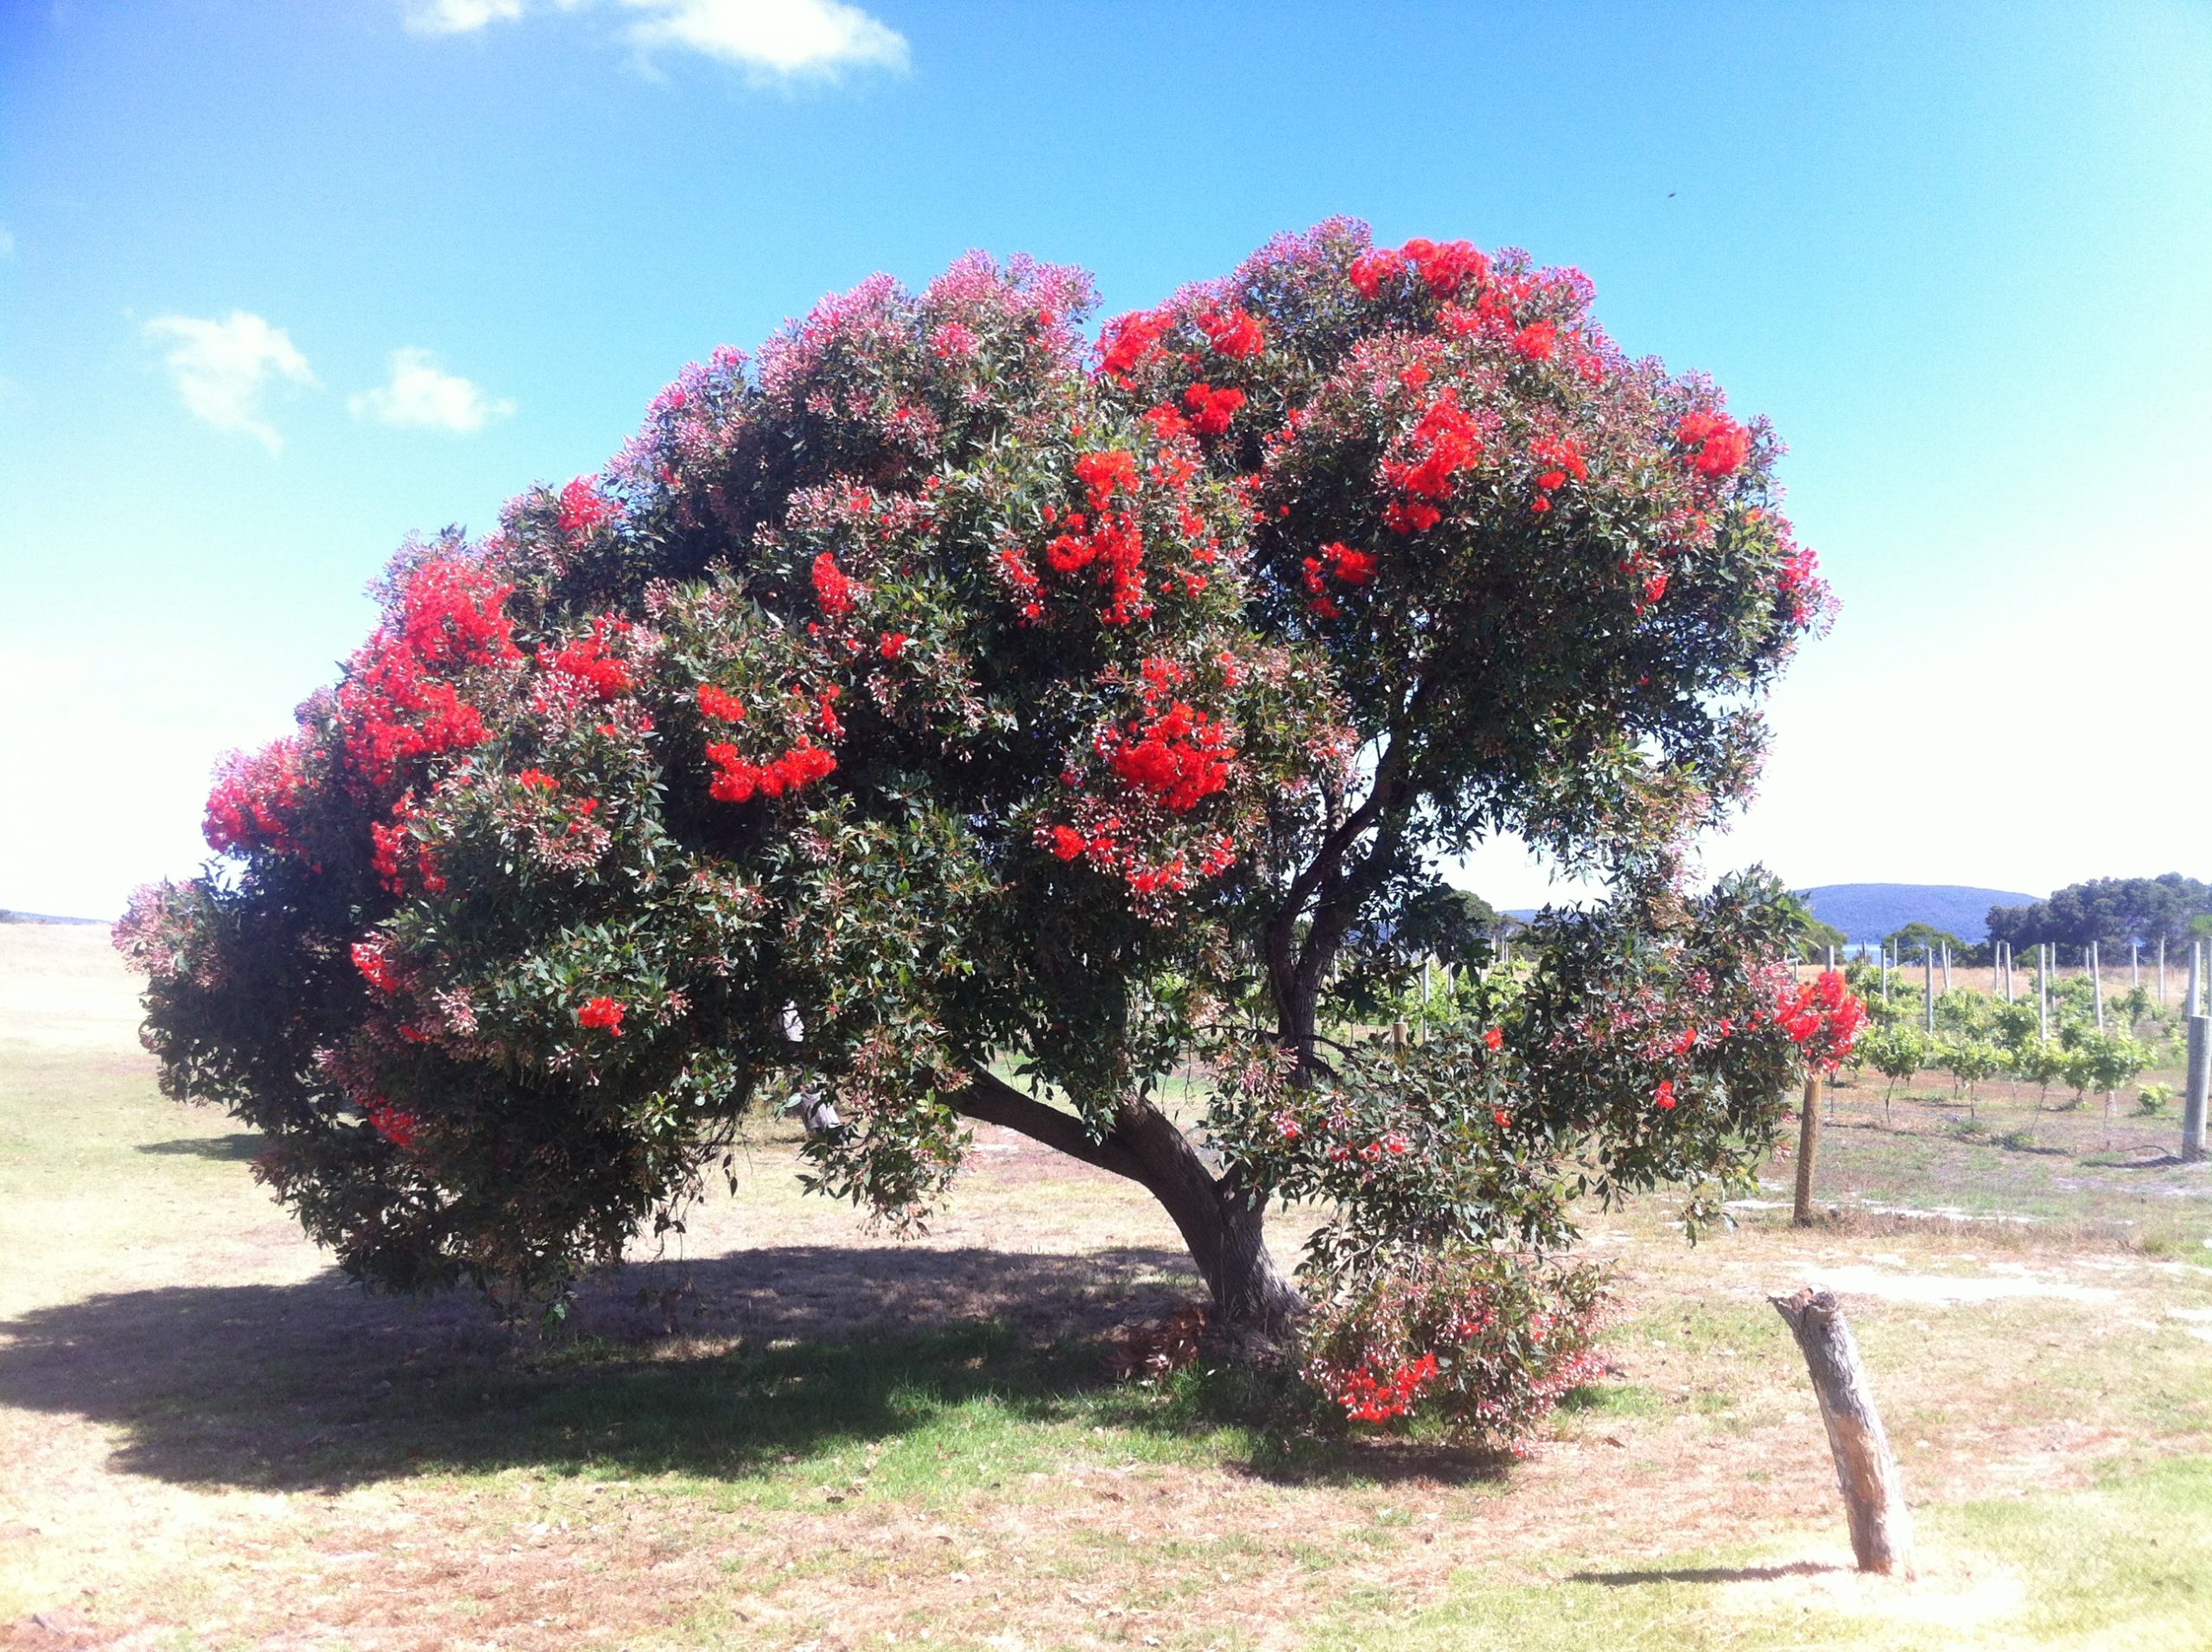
[401,0,908,79]
[348,347,515,433]
[618,0,908,79]
[403,0,526,34]
[143,310,317,453]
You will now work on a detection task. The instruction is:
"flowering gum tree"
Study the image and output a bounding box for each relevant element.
[122,222,1843,1380]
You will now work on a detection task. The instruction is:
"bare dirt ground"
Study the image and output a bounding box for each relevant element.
[3,924,2209,1651]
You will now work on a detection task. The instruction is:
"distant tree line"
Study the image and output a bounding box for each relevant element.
[1986,875,2212,953]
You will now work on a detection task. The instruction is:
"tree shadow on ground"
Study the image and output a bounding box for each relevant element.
[136,1134,266,1160]
[1568,1560,1847,1585]
[0,1243,1506,1496]
[2081,1149,2201,1172]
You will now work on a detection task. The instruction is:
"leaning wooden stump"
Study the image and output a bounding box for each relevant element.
[1770,1287,1916,1576]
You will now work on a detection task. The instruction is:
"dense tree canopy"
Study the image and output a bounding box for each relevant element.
[121,223,1847,1409]
[1987,875,2212,953]
[1885,921,1967,959]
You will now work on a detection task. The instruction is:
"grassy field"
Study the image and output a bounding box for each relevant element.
[3,923,2211,1650]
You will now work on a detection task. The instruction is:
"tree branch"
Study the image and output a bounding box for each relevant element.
[952,1064,1152,1185]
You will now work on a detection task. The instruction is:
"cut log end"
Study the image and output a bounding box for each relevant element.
[1770,1287,1916,1578]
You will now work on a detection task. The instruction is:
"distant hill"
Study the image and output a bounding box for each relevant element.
[0,910,105,925]
[1799,884,2039,944]
[1503,884,2041,944]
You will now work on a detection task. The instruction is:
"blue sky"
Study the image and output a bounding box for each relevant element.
[3,0,2208,918]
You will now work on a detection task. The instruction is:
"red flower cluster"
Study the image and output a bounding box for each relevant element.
[1098,308,1172,380]
[1141,403,1192,442]
[811,551,859,616]
[705,739,836,803]
[366,1103,420,1148]
[391,559,518,673]
[696,683,747,721]
[518,767,559,791]
[1529,435,1588,497]
[369,796,446,896]
[1654,1079,1677,1110]
[1511,319,1559,362]
[1484,1026,1504,1052]
[556,476,618,538]
[1128,844,1233,896]
[1382,392,1483,534]
[1524,432,1587,516]
[1196,306,1265,359]
[1351,238,1489,301]
[1101,700,1234,813]
[1776,969,1866,1071]
[335,559,518,791]
[1676,410,1750,479]
[1300,541,1378,617]
[543,619,632,702]
[1776,546,1824,621]
[1333,1352,1442,1423]
[352,937,404,995]
[1074,449,1139,507]
[995,543,1044,621]
[1182,382,1245,436]
[1042,459,1152,626]
[1040,815,1236,894]
[341,668,487,789]
[203,737,310,856]
[577,995,626,1036]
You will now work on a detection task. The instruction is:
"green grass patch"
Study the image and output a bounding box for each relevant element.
[1310,1456,2212,1652]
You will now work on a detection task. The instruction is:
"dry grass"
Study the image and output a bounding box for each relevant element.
[3,924,2210,1651]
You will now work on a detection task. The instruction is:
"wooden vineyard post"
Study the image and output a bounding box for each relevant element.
[2187,942,2209,1164]
[1923,947,1936,1032]
[1770,1288,1916,1576]
[1792,1074,1822,1226]
[2038,944,2050,1040]
[2159,937,2168,1007]
[2091,941,2104,1031]
[2183,1016,2207,1163]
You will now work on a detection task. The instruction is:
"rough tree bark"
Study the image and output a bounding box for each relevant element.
[1770,1287,1916,1576]
[1791,1075,1821,1226]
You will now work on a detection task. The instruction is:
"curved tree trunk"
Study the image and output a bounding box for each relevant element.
[956,1066,1303,1343]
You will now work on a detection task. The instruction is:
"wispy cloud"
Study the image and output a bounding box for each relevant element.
[617,0,908,79]
[403,0,526,35]
[349,348,515,433]
[143,310,317,453]
[399,0,909,79]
